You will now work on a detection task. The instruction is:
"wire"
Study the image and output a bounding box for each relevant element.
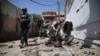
[30,0,56,6]
[60,0,66,4]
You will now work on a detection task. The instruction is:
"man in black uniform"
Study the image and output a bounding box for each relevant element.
[63,21,73,37]
[63,20,73,45]
[19,8,30,48]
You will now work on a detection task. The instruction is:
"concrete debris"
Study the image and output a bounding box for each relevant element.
[36,37,49,44]
[91,45,100,50]
[8,45,13,48]
[93,40,100,45]
[54,53,59,56]
[0,37,100,56]
[84,50,91,54]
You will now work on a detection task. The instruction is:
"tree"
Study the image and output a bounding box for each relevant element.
[32,14,43,36]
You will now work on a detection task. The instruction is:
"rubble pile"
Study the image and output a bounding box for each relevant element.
[0,37,100,56]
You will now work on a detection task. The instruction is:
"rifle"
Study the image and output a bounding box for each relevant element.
[16,7,20,33]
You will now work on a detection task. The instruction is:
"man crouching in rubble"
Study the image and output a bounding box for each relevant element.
[46,19,64,47]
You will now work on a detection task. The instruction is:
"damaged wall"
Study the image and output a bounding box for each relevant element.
[65,0,100,40]
[0,0,35,42]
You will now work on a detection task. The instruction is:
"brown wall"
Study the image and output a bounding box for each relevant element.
[0,14,35,42]
[3,16,16,32]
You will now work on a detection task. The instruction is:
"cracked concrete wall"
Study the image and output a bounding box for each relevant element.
[65,0,100,40]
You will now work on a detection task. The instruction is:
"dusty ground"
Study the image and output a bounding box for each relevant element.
[0,37,100,56]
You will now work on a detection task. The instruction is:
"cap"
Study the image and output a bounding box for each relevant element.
[22,7,27,11]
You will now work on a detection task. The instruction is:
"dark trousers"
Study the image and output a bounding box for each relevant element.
[20,26,29,45]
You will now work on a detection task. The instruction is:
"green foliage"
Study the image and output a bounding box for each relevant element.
[32,14,43,27]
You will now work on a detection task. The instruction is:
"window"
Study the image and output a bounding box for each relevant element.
[76,9,79,13]
[85,0,88,3]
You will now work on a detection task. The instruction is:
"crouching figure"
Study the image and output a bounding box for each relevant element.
[63,19,74,45]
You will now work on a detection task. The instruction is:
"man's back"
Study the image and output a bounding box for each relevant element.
[63,21,73,33]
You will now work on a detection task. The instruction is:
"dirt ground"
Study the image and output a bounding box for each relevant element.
[0,37,100,56]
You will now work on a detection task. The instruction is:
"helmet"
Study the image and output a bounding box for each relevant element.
[22,8,27,11]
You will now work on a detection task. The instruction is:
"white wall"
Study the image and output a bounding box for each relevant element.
[66,0,100,40]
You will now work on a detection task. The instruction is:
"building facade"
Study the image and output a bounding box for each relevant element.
[42,12,56,23]
[42,12,65,23]
[56,12,65,20]
[65,0,100,40]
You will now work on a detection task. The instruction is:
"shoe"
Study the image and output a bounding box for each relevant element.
[25,43,28,47]
[19,44,24,48]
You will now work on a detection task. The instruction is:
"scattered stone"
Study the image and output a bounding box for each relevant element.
[12,42,15,44]
[8,45,13,48]
[0,51,7,55]
[0,38,100,56]
[26,50,39,56]
[91,52,95,55]
[36,37,48,44]
[39,47,54,52]
[59,51,73,56]
[91,45,100,50]
[95,30,100,39]
[84,50,90,55]
[82,42,92,48]
[93,40,100,46]
[54,53,59,56]
[72,39,80,44]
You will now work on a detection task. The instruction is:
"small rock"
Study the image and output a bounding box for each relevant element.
[54,53,59,56]
[73,40,80,44]
[82,42,92,48]
[93,40,100,46]
[0,52,7,55]
[91,45,100,50]
[84,50,90,55]
[12,42,15,44]
[8,45,13,48]
[91,52,95,55]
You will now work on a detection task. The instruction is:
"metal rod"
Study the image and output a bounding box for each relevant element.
[57,0,60,20]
